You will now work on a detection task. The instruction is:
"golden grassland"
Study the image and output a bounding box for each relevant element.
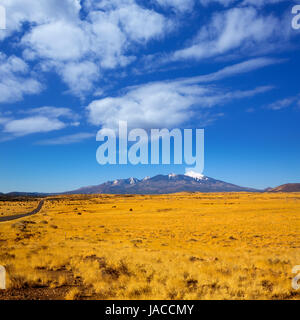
[0,199,39,217]
[0,192,299,300]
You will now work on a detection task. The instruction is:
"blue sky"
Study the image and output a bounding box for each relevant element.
[0,0,300,193]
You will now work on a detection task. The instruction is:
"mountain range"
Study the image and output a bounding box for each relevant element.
[64,171,258,195]
[2,172,300,196]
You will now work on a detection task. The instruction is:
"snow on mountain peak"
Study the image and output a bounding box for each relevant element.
[185,171,206,180]
[168,173,177,179]
[129,177,136,185]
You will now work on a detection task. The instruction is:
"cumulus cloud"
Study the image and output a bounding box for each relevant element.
[115,3,173,42]
[87,82,205,129]
[87,82,272,129]
[0,53,42,103]
[5,0,173,97]
[0,0,81,40]
[22,20,89,62]
[0,0,293,101]
[86,59,275,130]
[58,61,100,97]
[85,10,131,69]
[0,0,295,127]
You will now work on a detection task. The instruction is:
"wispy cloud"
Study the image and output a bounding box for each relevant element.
[36,132,94,145]
[23,106,79,120]
[1,106,80,137]
[173,57,285,84]
[169,6,290,62]
[265,95,300,111]
[3,116,66,136]
[86,58,277,129]
[87,73,274,130]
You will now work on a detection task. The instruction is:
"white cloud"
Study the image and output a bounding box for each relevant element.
[171,6,286,61]
[24,106,78,120]
[0,53,42,103]
[0,0,293,102]
[3,116,66,136]
[58,61,100,97]
[87,82,204,129]
[37,132,94,145]
[176,57,284,84]
[87,72,273,130]
[0,0,81,41]
[1,106,79,136]
[86,58,277,130]
[9,0,173,97]
[86,10,130,69]
[116,3,173,42]
[84,1,173,68]
[22,20,89,62]
[266,96,300,111]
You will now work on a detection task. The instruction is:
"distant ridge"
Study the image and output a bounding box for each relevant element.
[268,183,300,193]
[0,192,49,199]
[2,177,299,196]
[64,172,259,195]
[5,192,48,197]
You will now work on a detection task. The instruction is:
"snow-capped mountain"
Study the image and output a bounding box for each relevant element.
[64,173,258,195]
[185,170,207,181]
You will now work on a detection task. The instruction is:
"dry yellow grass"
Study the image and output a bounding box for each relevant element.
[0,192,299,300]
[0,199,39,217]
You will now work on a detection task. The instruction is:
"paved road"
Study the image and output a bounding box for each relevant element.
[0,200,45,222]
